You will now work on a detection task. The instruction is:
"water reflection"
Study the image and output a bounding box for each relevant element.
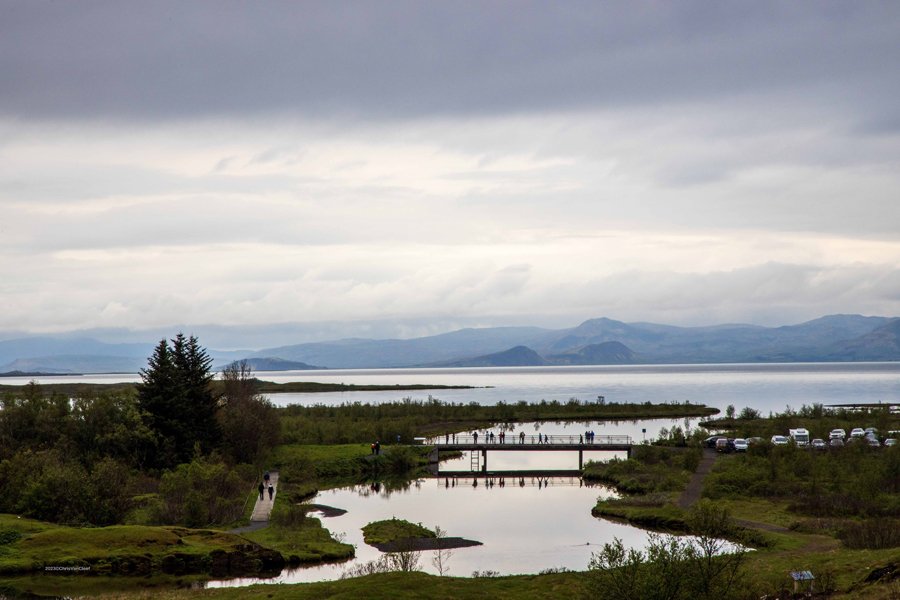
[208,476,648,587]
[438,475,589,489]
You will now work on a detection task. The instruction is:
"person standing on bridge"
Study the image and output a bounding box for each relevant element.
[519,431,525,444]
[473,431,478,444]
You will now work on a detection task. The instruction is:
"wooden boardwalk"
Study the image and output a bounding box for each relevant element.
[429,434,632,471]
[250,470,279,522]
[431,433,631,451]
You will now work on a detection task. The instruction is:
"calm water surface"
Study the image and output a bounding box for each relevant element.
[255,363,900,415]
[12,363,899,416]
[208,476,634,586]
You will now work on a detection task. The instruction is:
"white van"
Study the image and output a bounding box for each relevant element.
[789,428,810,446]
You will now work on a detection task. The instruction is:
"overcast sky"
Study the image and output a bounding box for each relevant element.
[2,1,899,342]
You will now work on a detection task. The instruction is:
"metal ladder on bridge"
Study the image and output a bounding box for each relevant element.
[470,450,480,471]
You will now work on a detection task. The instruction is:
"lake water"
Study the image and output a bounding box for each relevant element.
[14,362,898,416]
[255,363,900,416]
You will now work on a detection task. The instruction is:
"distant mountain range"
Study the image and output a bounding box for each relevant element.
[1,314,897,374]
[226,357,323,371]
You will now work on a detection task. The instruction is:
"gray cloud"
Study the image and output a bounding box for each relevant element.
[2,3,900,336]
[1,2,898,126]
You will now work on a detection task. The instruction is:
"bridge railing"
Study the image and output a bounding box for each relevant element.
[428,434,631,445]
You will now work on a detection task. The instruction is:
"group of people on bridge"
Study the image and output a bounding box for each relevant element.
[465,430,535,444]
[441,429,605,445]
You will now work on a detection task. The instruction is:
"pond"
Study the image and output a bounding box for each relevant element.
[209,475,638,586]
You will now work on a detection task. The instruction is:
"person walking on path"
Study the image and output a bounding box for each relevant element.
[258,481,265,500]
[268,482,274,500]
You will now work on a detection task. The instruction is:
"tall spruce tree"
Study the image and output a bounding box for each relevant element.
[138,334,219,467]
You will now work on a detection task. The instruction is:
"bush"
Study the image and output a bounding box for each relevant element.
[157,456,253,526]
[272,503,308,529]
[837,519,900,549]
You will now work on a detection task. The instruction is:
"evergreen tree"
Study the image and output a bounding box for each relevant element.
[179,334,220,453]
[138,334,219,467]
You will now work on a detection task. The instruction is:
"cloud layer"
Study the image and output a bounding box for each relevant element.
[1,2,899,338]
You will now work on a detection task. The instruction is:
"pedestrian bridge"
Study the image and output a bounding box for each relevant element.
[427,434,632,471]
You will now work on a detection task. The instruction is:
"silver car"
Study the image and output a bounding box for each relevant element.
[811,438,827,450]
[771,435,789,446]
[733,438,749,452]
[829,428,846,440]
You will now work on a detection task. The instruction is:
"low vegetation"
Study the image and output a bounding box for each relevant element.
[704,441,900,521]
[587,501,749,600]
[0,514,282,576]
[361,518,435,546]
[241,503,354,564]
[583,445,700,495]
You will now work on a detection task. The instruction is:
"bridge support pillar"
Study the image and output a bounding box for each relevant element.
[579,450,583,470]
[482,449,487,472]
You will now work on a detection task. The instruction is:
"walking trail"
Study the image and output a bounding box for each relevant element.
[677,448,718,509]
[230,470,278,534]
[675,452,837,554]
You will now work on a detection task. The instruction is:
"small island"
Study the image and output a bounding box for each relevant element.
[362,518,481,552]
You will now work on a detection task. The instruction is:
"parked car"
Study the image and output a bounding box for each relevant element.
[704,435,727,449]
[829,428,846,440]
[811,438,827,450]
[829,438,844,448]
[850,428,866,438]
[747,436,764,446]
[733,438,749,452]
[771,435,789,446]
[867,437,881,447]
[715,438,734,453]
[865,427,879,436]
[885,438,898,447]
